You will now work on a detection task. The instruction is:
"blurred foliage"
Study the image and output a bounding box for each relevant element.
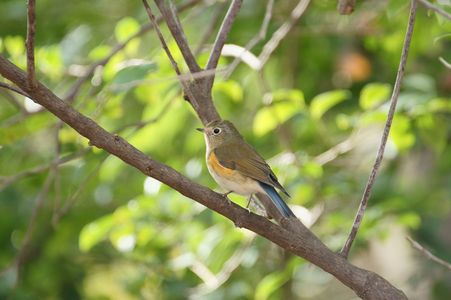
[0,0,450,299]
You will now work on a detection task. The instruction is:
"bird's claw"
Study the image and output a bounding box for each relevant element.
[222,191,232,204]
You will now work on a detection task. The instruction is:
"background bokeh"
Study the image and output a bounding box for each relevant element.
[0,0,450,299]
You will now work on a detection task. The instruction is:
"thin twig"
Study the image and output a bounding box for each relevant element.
[407,237,451,271]
[337,0,356,15]
[14,171,55,284]
[0,82,31,98]
[223,0,274,79]
[314,134,356,165]
[205,0,243,90]
[63,0,202,103]
[0,89,27,113]
[142,0,199,108]
[438,57,451,69]
[0,148,90,190]
[194,2,227,56]
[114,94,175,133]
[26,0,37,88]
[340,0,418,258]
[154,0,201,73]
[258,0,311,70]
[52,154,109,225]
[416,0,451,20]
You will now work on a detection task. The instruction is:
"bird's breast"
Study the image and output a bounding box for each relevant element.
[206,151,262,196]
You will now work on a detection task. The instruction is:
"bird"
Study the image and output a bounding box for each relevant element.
[197,119,295,218]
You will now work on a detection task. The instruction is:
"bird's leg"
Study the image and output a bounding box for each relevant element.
[222,191,232,204]
[246,194,254,213]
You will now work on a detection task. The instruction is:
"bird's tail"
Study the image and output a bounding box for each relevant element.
[258,182,295,218]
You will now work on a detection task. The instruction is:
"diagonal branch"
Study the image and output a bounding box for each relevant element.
[205,0,243,90]
[340,0,418,258]
[154,0,201,73]
[26,0,37,88]
[407,236,451,271]
[194,2,228,56]
[0,53,406,299]
[0,81,31,98]
[258,0,310,70]
[142,0,198,109]
[223,0,274,79]
[64,0,202,103]
[416,0,451,20]
[15,170,55,284]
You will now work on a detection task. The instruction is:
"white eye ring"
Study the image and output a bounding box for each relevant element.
[213,128,221,135]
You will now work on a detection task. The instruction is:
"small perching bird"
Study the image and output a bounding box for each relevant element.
[197,120,295,218]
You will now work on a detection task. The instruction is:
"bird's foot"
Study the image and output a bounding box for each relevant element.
[246,195,254,214]
[222,191,232,204]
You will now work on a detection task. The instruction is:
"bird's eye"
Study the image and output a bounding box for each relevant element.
[213,128,221,135]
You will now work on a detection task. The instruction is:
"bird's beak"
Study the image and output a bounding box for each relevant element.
[196,128,204,132]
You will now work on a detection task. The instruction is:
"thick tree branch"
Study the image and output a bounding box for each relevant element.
[205,0,243,90]
[0,53,406,299]
[154,0,201,73]
[340,0,418,258]
[26,0,37,88]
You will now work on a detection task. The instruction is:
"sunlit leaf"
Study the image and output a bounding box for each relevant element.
[390,114,415,152]
[416,114,447,154]
[89,45,112,60]
[213,80,243,102]
[4,36,24,58]
[255,272,288,300]
[0,113,54,144]
[114,17,140,43]
[114,17,140,54]
[110,62,157,92]
[359,83,391,110]
[397,212,421,229]
[302,161,323,179]
[253,89,304,136]
[79,215,114,252]
[310,90,350,119]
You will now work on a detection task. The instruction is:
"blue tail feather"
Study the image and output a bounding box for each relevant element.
[258,182,295,218]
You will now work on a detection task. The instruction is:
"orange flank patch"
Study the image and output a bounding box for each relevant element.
[208,151,235,178]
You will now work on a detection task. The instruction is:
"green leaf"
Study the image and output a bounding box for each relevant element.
[253,89,304,136]
[213,80,243,102]
[310,90,350,119]
[302,161,323,179]
[416,114,447,154]
[4,36,25,58]
[255,272,289,300]
[403,74,435,94]
[0,113,53,144]
[114,17,140,43]
[79,215,114,252]
[110,62,157,92]
[391,114,415,152]
[359,83,391,110]
[398,212,421,229]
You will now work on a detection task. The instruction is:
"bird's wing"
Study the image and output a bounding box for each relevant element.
[214,142,289,196]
